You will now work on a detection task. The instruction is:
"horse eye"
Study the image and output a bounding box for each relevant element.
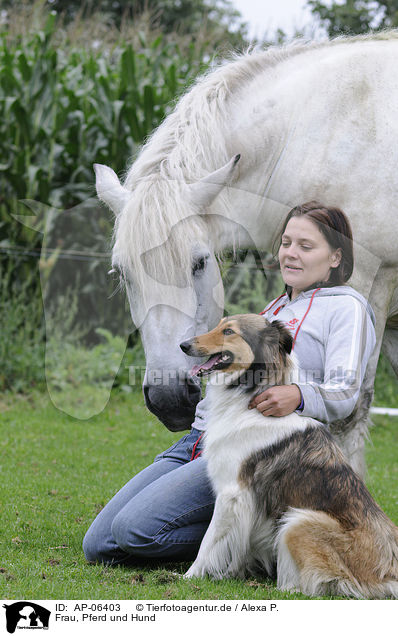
[192,256,207,275]
[108,265,122,279]
[223,328,235,336]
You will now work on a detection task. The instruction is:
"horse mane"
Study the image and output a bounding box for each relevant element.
[115,29,398,296]
[123,28,398,186]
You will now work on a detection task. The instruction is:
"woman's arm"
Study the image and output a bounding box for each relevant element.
[295,296,376,423]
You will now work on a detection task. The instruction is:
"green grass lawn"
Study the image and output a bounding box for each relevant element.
[0,389,397,600]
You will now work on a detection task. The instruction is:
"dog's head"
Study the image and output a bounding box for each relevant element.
[180,314,294,387]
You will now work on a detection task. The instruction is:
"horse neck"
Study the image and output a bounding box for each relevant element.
[200,75,303,253]
[208,172,289,254]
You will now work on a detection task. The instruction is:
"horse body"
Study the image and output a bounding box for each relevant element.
[96,34,398,472]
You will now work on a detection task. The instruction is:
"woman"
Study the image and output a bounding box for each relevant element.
[83,201,376,566]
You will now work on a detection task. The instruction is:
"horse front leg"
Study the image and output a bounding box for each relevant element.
[184,486,254,579]
[330,388,373,479]
[331,329,382,478]
[382,325,398,378]
[330,278,392,479]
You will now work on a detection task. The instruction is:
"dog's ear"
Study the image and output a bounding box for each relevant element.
[272,320,293,355]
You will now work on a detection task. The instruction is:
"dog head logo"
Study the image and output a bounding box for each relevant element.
[2,602,51,634]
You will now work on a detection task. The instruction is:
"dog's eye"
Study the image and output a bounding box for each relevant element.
[223,328,235,336]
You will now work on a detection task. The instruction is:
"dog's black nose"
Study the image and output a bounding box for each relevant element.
[180,341,191,353]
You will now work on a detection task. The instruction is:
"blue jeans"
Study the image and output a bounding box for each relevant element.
[82,428,214,565]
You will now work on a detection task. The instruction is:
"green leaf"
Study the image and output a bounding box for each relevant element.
[119,45,136,94]
[143,84,155,132]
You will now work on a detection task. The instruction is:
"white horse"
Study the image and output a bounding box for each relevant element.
[95,33,398,477]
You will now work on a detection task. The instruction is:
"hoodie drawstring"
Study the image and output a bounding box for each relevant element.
[260,288,321,349]
[291,288,321,349]
[259,293,286,316]
[190,433,203,461]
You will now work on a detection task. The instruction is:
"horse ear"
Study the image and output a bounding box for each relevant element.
[94,164,130,216]
[272,320,293,355]
[187,154,241,210]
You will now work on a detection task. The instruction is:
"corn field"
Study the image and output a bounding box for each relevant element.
[0,10,216,390]
[0,11,211,269]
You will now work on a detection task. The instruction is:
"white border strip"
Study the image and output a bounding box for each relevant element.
[370,406,398,416]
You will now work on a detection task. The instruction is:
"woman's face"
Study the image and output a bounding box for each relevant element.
[278,216,342,299]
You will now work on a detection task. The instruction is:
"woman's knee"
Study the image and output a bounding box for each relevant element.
[82,527,101,562]
[82,524,117,564]
[110,512,153,556]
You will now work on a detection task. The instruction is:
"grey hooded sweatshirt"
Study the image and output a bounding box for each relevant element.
[192,285,376,429]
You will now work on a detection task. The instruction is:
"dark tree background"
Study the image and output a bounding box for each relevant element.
[2,0,247,39]
[308,0,398,36]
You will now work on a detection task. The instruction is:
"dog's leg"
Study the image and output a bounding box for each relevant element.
[248,516,277,577]
[276,508,361,598]
[184,486,254,579]
[277,508,398,599]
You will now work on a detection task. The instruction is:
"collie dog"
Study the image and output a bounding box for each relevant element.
[180,314,398,598]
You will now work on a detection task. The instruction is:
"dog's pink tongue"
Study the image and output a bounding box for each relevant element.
[191,353,222,376]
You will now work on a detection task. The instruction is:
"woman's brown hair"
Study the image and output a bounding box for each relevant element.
[275,200,354,287]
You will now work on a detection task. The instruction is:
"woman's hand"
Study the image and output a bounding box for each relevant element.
[248,384,302,417]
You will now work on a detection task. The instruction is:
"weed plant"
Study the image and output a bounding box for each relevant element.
[0,266,45,391]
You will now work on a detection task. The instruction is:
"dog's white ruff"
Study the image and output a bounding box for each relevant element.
[185,373,319,580]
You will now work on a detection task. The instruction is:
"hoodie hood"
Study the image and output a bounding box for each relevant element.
[284,285,376,327]
[260,283,377,425]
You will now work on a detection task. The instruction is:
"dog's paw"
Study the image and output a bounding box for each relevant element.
[184,563,206,579]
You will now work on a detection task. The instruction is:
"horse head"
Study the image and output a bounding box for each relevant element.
[95,155,240,430]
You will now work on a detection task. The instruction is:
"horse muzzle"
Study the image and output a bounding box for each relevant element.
[143,369,201,431]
